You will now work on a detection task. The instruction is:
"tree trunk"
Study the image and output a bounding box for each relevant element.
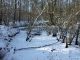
[75,29,79,45]
[13,0,17,24]
[19,0,21,22]
[52,26,57,37]
[0,0,2,25]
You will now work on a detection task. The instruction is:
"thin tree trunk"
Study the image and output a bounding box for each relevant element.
[13,0,17,24]
[75,29,79,45]
[26,3,48,41]
[19,0,21,22]
[0,0,2,25]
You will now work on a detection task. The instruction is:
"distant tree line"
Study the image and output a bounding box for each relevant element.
[0,0,80,25]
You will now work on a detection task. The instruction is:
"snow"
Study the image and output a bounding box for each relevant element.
[0,25,80,60]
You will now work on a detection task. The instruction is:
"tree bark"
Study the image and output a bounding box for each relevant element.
[0,0,2,25]
[19,0,21,22]
[13,0,17,24]
[75,29,79,45]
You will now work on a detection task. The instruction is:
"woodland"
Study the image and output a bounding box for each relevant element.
[0,0,80,60]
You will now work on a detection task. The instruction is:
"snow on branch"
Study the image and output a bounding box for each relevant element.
[76,11,80,16]
[26,0,48,41]
[31,4,48,28]
[67,11,80,22]
[28,0,45,23]
[27,0,48,29]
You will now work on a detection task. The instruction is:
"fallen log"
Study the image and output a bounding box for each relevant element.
[14,41,58,51]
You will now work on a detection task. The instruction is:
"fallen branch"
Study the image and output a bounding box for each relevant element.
[15,41,58,51]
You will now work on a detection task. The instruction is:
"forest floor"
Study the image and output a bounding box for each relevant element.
[0,25,80,60]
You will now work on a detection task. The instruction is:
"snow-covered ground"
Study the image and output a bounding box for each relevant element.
[0,25,80,60]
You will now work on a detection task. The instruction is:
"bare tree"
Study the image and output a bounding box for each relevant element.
[0,0,3,24]
[18,0,21,22]
[13,0,17,24]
